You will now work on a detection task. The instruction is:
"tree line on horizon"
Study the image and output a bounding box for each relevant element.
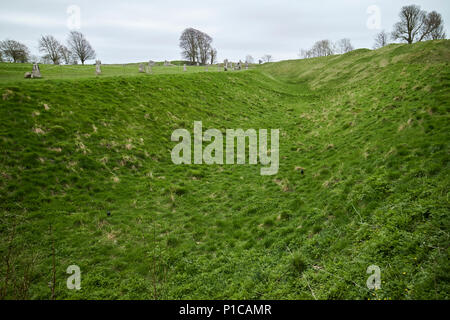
[0,31,95,65]
[373,5,446,50]
[0,4,447,65]
[299,4,446,59]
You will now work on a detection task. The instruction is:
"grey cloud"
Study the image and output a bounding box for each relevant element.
[1,0,449,63]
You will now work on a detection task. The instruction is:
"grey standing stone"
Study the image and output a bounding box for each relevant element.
[148,61,155,74]
[32,63,42,78]
[224,59,228,71]
[95,60,101,75]
[139,63,145,73]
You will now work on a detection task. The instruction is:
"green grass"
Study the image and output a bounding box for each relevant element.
[0,40,449,300]
[0,61,249,83]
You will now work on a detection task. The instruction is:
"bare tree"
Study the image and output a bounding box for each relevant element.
[392,5,425,44]
[196,30,212,65]
[245,55,254,64]
[180,28,199,64]
[392,5,446,44]
[310,40,334,58]
[262,54,273,63]
[373,30,389,49]
[430,23,446,40]
[59,45,74,65]
[38,35,62,64]
[67,31,95,65]
[0,39,30,63]
[315,40,335,57]
[209,48,217,65]
[180,28,214,65]
[423,11,446,40]
[300,40,336,59]
[336,38,354,54]
[299,48,311,59]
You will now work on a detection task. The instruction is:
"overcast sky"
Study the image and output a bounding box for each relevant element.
[1,0,449,63]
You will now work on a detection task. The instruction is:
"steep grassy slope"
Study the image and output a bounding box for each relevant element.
[0,40,449,299]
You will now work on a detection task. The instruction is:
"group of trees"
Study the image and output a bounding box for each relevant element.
[300,38,354,59]
[0,40,30,63]
[374,5,446,49]
[179,28,217,65]
[298,5,446,59]
[0,31,96,65]
[39,31,95,65]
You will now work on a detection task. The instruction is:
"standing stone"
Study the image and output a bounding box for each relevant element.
[95,60,101,75]
[196,62,199,66]
[31,63,42,78]
[164,60,170,66]
[238,60,242,70]
[139,63,145,73]
[183,64,187,72]
[224,59,228,71]
[148,61,155,74]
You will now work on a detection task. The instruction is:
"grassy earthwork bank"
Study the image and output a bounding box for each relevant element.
[0,40,449,299]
